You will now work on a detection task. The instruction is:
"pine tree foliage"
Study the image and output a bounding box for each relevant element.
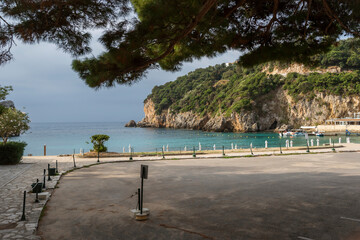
[1,1,359,87]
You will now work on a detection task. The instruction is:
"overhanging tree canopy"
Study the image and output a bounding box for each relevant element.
[1,0,359,88]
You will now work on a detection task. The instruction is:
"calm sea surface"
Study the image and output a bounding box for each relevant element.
[10,122,360,156]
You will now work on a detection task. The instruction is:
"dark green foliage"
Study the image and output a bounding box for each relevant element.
[90,134,110,152]
[284,71,360,98]
[317,38,360,70]
[1,1,359,87]
[0,142,27,165]
[148,63,283,115]
[148,38,360,115]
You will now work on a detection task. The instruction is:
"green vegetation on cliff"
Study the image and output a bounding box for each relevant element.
[147,39,360,116]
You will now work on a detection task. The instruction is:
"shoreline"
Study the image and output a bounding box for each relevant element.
[23,143,359,159]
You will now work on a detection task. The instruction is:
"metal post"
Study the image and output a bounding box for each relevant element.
[222,145,225,156]
[73,154,76,168]
[35,179,39,203]
[47,164,51,181]
[130,147,133,160]
[97,151,100,163]
[56,160,58,174]
[332,138,335,151]
[250,143,253,155]
[193,146,196,158]
[162,147,165,159]
[43,169,46,189]
[279,141,282,154]
[20,191,26,221]
[140,175,144,214]
[137,188,141,210]
[44,144,46,156]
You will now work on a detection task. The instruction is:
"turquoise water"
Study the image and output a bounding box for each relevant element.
[9,122,360,156]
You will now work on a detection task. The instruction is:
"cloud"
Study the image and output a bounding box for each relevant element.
[0,38,241,122]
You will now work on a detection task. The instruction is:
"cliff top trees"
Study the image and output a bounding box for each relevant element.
[1,1,359,87]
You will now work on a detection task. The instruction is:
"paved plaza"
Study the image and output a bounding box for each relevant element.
[38,151,360,240]
[1,144,360,239]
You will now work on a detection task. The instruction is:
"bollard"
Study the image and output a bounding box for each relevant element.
[329,138,332,145]
[184,146,187,151]
[56,160,58,174]
[129,144,131,153]
[231,143,234,150]
[73,153,76,168]
[235,144,237,150]
[339,137,341,144]
[310,139,314,147]
[130,147,133,161]
[222,145,225,156]
[20,191,26,221]
[332,139,335,152]
[47,164,52,181]
[43,169,46,189]
[199,143,201,151]
[279,141,282,154]
[316,139,319,146]
[250,143,253,155]
[290,140,293,148]
[213,144,216,151]
[44,144,46,156]
[97,151,100,163]
[166,144,169,152]
[123,147,125,153]
[306,140,310,153]
[162,147,165,159]
[35,179,39,203]
[193,146,196,158]
[265,140,268,149]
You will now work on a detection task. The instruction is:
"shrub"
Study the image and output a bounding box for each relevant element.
[89,134,110,152]
[0,108,30,143]
[0,141,27,165]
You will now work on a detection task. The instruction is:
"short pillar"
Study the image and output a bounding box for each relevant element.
[265,140,268,149]
[316,139,319,146]
[339,137,341,144]
[290,140,293,148]
[310,139,314,147]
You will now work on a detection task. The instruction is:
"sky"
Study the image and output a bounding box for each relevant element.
[1,34,241,123]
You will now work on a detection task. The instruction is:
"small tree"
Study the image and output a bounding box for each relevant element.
[0,108,30,144]
[90,134,110,152]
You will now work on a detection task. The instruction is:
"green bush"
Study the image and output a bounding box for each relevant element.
[0,141,27,165]
[89,134,110,152]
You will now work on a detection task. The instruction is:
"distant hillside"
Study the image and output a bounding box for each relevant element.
[138,39,360,132]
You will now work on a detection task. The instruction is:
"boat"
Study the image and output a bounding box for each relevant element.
[315,132,324,137]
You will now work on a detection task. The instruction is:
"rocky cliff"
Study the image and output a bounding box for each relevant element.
[137,90,360,132]
[137,39,360,132]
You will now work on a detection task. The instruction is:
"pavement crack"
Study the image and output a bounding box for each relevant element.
[159,223,214,239]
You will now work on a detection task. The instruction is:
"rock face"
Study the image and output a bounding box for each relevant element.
[137,90,360,132]
[125,120,137,127]
[0,100,15,108]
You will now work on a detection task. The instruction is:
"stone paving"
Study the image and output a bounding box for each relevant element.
[0,143,359,240]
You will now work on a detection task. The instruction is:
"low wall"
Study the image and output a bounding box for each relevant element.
[317,125,360,133]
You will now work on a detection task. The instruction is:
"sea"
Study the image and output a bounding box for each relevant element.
[9,122,360,156]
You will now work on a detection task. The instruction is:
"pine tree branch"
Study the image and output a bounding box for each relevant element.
[115,0,219,76]
[322,0,360,37]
